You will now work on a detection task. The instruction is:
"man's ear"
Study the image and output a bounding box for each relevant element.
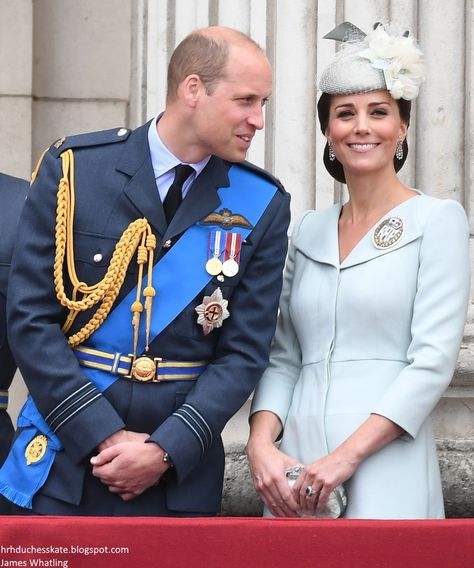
[181,74,203,107]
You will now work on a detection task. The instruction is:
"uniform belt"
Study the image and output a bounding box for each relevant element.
[72,346,207,382]
[0,389,8,409]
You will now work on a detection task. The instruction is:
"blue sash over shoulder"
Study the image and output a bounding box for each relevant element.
[0,163,279,508]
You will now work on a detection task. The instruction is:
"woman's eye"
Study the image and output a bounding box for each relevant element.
[372,109,388,116]
[336,110,353,118]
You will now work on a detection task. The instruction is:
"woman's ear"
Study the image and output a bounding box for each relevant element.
[398,121,408,140]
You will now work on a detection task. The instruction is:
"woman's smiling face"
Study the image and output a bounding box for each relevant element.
[325,90,408,179]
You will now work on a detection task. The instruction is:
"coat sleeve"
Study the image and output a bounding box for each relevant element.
[0,174,28,390]
[372,199,470,438]
[249,212,311,429]
[7,150,125,462]
[150,189,291,482]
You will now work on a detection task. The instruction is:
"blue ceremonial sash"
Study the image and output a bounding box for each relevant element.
[0,397,62,508]
[0,163,278,508]
[81,163,278,390]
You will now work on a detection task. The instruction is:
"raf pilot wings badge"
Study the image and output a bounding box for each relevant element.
[200,208,253,231]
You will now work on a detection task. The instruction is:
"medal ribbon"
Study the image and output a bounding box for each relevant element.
[205,230,224,275]
[209,230,223,261]
[225,232,242,263]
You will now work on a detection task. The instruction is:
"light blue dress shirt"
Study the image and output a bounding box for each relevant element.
[147,113,211,202]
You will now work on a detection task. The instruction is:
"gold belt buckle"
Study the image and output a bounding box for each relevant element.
[126,355,162,382]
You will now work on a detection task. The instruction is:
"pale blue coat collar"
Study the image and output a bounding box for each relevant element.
[294,192,425,269]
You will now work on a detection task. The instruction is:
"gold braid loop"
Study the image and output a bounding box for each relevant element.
[53,149,154,348]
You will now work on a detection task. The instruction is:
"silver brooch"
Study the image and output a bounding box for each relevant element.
[372,217,404,249]
[195,287,230,335]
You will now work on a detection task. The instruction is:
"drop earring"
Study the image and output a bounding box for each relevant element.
[396,139,404,160]
[328,141,335,161]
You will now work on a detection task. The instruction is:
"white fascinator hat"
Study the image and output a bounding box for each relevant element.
[319,21,425,100]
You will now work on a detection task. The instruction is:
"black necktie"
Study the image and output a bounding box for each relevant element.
[163,164,194,223]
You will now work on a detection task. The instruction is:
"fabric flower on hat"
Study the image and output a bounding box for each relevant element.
[359,24,425,100]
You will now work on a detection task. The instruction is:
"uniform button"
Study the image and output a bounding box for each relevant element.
[117,128,128,137]
[163,239,172,249]
[93,253,103,263]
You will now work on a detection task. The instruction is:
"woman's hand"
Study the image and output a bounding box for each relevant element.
[247,439,301,517]
[292,414,404,516]
[292,449,358,516]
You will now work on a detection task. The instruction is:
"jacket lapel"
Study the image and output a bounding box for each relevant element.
[341,195,422,268]
[164,156,230,240]
[116,121,168,237]
[294,204,341,267]
[116,124,234,241]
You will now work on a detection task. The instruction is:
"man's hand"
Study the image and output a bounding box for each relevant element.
[97,429,149,453]
[91,437,170,501]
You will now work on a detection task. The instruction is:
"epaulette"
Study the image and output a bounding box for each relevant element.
[49,127,131,157]
[240,160,285,193]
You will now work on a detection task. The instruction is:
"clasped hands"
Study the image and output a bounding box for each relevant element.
[247,442,356,517]
[90,429,171,501]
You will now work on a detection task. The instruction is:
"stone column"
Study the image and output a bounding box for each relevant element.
[31,0,133,161]
[0,0,33,178]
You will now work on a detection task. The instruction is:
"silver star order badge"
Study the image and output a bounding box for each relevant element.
[195,287,230,335]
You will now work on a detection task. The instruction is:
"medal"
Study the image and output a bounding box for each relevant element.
[25,435,48,465]
[206,230,224,276]
[222,232,242,277]
[222,259,239,277]
[205,256,223,276]
[372,217,404,249]
[195,287,230,335]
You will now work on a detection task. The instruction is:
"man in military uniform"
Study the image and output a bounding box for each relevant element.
[0,172,28,514]
[2,26,290,516]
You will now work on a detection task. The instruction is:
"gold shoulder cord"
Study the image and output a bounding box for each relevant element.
[46,148,156,356]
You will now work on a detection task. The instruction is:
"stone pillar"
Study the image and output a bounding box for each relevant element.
[31,0,133,161]
[0,0,33,178]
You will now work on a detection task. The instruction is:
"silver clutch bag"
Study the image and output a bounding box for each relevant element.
[285,465,347,519]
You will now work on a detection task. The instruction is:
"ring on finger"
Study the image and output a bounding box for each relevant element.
[305,485,316,497]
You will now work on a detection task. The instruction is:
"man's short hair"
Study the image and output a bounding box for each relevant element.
[166,29,262,102]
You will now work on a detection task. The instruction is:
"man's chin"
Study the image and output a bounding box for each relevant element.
[218,150,249,163]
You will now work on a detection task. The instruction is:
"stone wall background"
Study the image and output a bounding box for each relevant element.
[1,0,473,516]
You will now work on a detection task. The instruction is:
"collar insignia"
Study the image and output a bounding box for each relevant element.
[201,208,253,230]
[53,137,66,149]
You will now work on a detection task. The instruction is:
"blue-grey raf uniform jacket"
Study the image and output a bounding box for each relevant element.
[0,173,28,514]
[7,122,291,515]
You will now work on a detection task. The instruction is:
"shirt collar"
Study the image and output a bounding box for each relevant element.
[147,113,211,178]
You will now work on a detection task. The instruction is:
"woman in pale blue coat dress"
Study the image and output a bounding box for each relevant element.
[247,22,470,519]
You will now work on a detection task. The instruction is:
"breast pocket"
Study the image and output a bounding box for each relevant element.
[72,230,137,285]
